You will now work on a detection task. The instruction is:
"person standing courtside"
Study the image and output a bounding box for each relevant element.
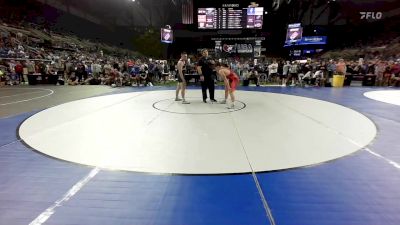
[197,49,217,103]
[176,52,190,104]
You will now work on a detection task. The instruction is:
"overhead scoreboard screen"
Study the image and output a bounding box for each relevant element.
[161,28,173,43]
[198,7,264,29]
[285,23,303,45]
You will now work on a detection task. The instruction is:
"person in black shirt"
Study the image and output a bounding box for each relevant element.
[75,64,88,83]
[197,49,217,103]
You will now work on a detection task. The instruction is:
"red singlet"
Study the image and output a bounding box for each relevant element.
[227,70,239,91]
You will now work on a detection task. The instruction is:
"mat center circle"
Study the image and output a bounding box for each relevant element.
[153,98,246,114]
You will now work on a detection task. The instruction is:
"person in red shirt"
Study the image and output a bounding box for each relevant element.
[15,61,24,83]
[390,61,400,86]
[383,61,393,86]
[390,61,400,75]
[215,62,240,109]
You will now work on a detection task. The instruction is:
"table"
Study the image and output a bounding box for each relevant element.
[185,74,200,83]
[28,73,58,85]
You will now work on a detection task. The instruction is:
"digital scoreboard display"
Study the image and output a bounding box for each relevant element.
[285,23,303,45]
[198,7,264,29]
[161,28,173,43]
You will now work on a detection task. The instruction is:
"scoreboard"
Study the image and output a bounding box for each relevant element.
[198,7,264,29]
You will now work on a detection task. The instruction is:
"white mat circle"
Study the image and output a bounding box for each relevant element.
[19,90,377,174]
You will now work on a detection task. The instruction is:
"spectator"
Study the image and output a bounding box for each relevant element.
[375,60,386,86]
[67,72,79,86]
[14,61,24,83]
[75,64,88,83]
[268,60,279,82]
[281,61,291,86]
[327,59,336,78]
[288,61,299,86]
[336,59,347,75]
[244,69,259,86]
[390,61,400,86]
[382,61,393,86]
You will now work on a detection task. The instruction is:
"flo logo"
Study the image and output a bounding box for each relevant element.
[360,12,383,20]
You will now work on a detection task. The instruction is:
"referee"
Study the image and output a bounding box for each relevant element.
[197,49,217,103]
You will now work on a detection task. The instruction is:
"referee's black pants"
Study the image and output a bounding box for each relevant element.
[201,78,215,101]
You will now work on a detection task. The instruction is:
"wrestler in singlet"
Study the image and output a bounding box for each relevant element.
[176,52,190,104]
[177,59,185,83]
[215,62,239,108]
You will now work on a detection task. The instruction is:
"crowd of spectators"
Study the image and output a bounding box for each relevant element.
[220,57,400,87]
[0,20,174,87]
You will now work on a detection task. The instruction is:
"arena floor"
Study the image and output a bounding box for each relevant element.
[1,85,400,225]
